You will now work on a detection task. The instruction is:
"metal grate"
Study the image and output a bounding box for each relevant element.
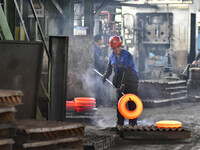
[117,125,191,140]
[84,135,114,150]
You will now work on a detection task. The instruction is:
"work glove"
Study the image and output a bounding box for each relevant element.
[117,84,125,94]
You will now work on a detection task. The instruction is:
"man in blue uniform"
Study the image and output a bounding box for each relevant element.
[94,34,107,106]
[102,35,139,126]
[94,34,105,74]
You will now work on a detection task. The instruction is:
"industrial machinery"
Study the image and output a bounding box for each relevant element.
[133,13,173,79]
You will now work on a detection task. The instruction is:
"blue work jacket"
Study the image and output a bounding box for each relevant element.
[94,44,105,74]
[107,49,139,82]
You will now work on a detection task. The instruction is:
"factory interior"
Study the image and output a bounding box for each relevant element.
[0,0,200,149]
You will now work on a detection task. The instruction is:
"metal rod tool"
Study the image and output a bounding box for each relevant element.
[93,69,124,95]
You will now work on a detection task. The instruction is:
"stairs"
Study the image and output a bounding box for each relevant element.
[139,80,187,107]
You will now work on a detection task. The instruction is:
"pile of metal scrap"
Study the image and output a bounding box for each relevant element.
[14,119,85,150]
[116,125,191,140]
[139,80,187,107]
[83,135,114,150]
[187,68,200,102]
[0,90,23,150]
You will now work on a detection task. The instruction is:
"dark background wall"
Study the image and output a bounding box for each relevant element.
[67,35,94,100]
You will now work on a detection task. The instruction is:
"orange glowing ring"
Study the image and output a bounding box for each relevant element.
[156,120,182,128]
[74,97,96,103]
[118,94,143,119]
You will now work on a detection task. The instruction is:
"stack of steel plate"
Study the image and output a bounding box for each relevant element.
[14,119,85,150]
[139,80,187,107]
[0,90,23,150]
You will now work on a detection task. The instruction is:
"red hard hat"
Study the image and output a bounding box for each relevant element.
[109,36,122,48]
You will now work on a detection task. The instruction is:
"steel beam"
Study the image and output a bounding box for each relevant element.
[7,0,15,37]
[13,0,30,41]
[3,0,7,17]
[0,5,13,40]
[29,0,51,62]
[63,0,74,35]
[84,0,94,35]
[49,36,68,121]
[56,0,74,35]
[94,0,109,18]
[51,0,65,18]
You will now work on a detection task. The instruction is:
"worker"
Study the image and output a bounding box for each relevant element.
[94,34,107,106]
[102,35,139,127]
[94,34,105,74]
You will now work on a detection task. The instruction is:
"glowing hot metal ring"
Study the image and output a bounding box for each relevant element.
[156,120,182,128]
[118,94,143,119]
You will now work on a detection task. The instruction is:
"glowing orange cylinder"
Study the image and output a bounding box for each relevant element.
[74,97,96,112]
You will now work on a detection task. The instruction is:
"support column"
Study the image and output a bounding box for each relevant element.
[7,0,15,37]
[49,36,68,121]
[84,0,94,35]
[0,5,13,40]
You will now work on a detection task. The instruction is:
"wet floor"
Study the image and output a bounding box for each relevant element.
[85,101,200,150]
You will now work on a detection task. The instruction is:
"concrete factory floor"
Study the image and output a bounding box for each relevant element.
[85,101,200,150]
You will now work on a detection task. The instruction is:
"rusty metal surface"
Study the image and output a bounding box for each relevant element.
[0,139,14,150]
[15,138,83,150]
[117,125,191,140]
[15,119,85,149]
[0,107,16,123]
[0,41,44,119]
[0,107,16,114]
[22,137,83,148]
[16,119,85,134]
[0,96,22,107]
[84,135,114,150]
[0,123,16,138]
[0,138,14,145]
[0,90,23,107]
[0,90,23,97]
[15,119,85,146]
[0,112,15,123]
